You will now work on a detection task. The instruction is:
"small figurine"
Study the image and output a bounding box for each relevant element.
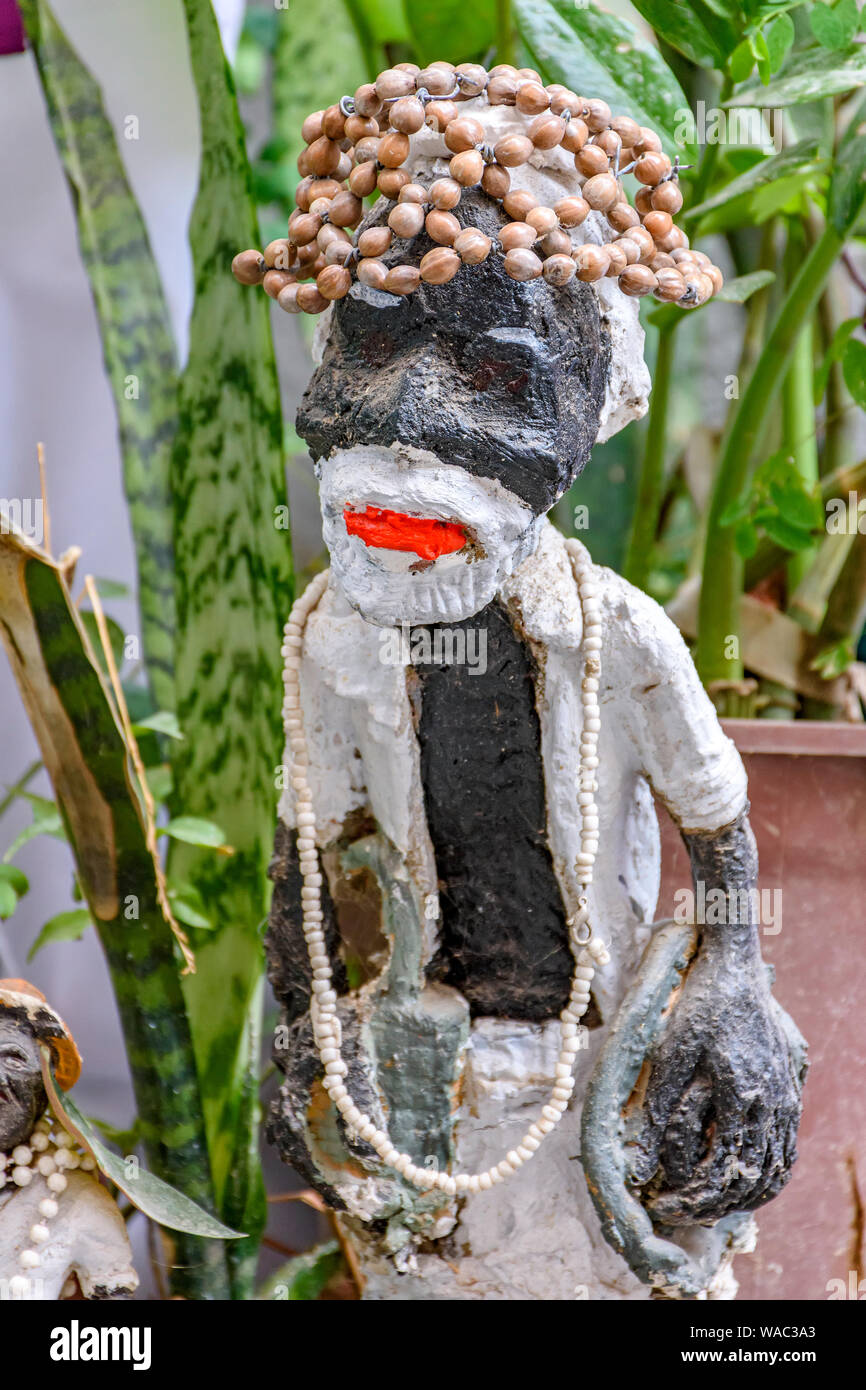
[0,979,137,1300]
[236,64,807,1300]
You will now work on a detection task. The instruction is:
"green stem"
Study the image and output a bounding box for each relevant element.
[696,222,842,691]
[624,324,676,591]
[496,0,515,67]
[783,321,819,595]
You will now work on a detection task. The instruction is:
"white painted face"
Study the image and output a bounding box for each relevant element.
[317,442,540,627]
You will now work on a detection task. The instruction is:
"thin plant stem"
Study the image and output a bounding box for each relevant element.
[624,323,675,590]
[496,0,515,67]
[783,319,819,595]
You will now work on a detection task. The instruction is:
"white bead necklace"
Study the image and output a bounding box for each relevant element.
[280,538,608,1195]
[0,1110,95,1294]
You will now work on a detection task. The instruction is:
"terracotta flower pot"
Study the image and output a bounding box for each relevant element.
[656,719,866,1302]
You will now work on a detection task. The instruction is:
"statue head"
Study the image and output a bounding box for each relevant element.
[0,980,81,1151]
[295,101,653,626]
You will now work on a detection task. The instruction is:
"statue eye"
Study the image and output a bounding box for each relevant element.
[1,1047,31,1069]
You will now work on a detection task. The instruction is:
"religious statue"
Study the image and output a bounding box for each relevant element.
[234,59,807,1300]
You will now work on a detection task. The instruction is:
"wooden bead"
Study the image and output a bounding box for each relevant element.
[384,265,421,295]
[654,268,686,301]
[594,129,621,159]
[650,252,677,271]
[528,112,565,149]
[635,152,670,184]
[378,132,410,168]
[323,237,352,266]
[629,226,656,261]
[389,97,425,134]
[489,64,519,78]
[322,104,346,140]
[619,264,657,296]
[429,178,462,209]
[643,209,673,241]
[690,271,715,304]
[420,247,461,284]
[605,244,628,276]
[329,191,363,227]
[615,237,640,264]
[263,269,295,299]
[353,135,381,166]
[296,147,313,177]
[306,136,341,176]
[388,202,425,238]
[336,149,353,180]
[377,168,410,198]
[444,116,485,153]
[301,111,325,144]
[707,264,724,293]
[651,181,684,215]
[503,248,543,281]
[357,257,389,289]
[345,115,379,143]
[295,241,319,267]
[397,182,427,205]
[264,238,295,270]
[494,135,534,167]
[487,75,517,105]
[549,88,581,115]
[502,189,537,220]
[296,283,329,313]
[526,205,558,235]
[277,282,302,313]
[288,212,322,246]
[585,98,612,133]
[576,144,609,178]
[308,196,332,219]
[354,84,381,118]
[555,196,589,228]
[606,201,639,232]
[561,117,589,153]
[453,228,491,264]
[358,225,392,257]
[316,265,352,299]
[232,249,266,285]
[294,177,315,211]
[425,209,461,245]
[611,115,641,147]
[574,244,609,282]
[633,126,663,155]
[455,62,488,96]
[416,66,454,96]
[394,61,421,74]
[634,187,654,217]
[583,173,619,211]
[499,221,537,251]
[309,178,342,202]
[481,163,510,199]
[517,67,543,84]
[425,101,458,131]
[348,160,377,197]
[540,228,572,257]
[516,81,550,115]
[542,253,575,287]
[316,223,348,251]
[375,68,415,101]
[449,150,483,185]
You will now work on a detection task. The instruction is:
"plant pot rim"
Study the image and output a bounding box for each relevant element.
[721,718,866,758]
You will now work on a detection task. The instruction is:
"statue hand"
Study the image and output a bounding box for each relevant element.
[626,929,807,1224]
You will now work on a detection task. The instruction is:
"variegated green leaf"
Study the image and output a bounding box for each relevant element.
[20,0,178,713]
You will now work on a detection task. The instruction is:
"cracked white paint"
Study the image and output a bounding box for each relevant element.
[0,1171,137,1300]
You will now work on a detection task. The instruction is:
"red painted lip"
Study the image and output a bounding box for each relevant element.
[343,506,467,562]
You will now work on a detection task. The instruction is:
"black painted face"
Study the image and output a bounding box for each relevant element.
[0,1019,46,1151]
[298,190,611,516]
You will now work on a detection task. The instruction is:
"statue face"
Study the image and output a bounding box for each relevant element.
[0,1019,46,1151]
[298,192,611,626]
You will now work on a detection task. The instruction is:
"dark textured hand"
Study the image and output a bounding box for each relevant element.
[627,929,807,1225]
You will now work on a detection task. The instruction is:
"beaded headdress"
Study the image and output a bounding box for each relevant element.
[233,59,722,315]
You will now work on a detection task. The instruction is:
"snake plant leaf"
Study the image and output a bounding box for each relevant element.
[514,0,698,161]
[41,1062,244,1240]
[0,514,229,1297]
[727,43,866,106]
[173,0,294,1290]
[19,0,178,713]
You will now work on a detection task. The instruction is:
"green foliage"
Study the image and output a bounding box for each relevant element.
[27,908,92,961]
[405,0,496,63]
[257,1240,345,1300]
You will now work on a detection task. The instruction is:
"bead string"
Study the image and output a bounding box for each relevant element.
[280,540,609,1195]
[0,1111,96,1296]
[233,59,723,315]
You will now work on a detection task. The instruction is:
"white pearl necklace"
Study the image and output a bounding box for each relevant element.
[0,1111,96,1292]
[280,539,608,1195]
